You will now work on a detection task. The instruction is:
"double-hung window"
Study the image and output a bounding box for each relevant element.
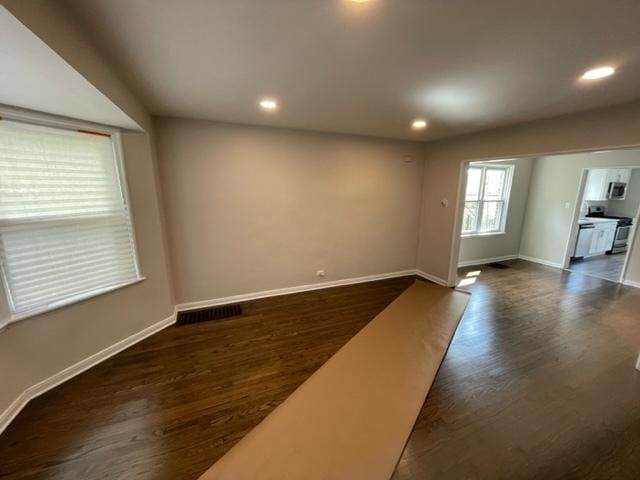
[0,117,141,322]
[462,164,513,236]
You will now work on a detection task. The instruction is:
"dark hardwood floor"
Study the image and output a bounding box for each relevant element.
[2,261,640,479]
[568,252,627,282]
[393,260,640,480]
[0,276,415,480]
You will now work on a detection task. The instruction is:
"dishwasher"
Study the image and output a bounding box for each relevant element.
[572,223,595,260]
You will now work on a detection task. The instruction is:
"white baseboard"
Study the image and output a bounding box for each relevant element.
[0,267,456,435]
[0,392,29,438]
[517,254,564,269]
[623,279,640,289]
[0,312,176,436]
[176,270,417,311]
[414,270,450,287]
[458,255,519,268]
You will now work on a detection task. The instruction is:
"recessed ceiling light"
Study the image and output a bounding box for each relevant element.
[581,66,616,81]
[412,119,427,130]
[259,98,278,111]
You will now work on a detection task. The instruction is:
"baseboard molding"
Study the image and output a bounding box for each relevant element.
[517,254,564,269]
[458,255,519,268]
[176,270,418,311]
[0,267,456,435]
[0,392,29,438]
[0,312,176,436]
[623,279,640,289]
[414,270,450,287]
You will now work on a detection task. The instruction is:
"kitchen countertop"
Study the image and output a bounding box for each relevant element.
[578,217,619,225]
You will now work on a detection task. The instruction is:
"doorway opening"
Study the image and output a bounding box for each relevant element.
[563,167,640,283]
[451,149,640,288]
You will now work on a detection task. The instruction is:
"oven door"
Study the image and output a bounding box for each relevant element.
[614,225,631,246]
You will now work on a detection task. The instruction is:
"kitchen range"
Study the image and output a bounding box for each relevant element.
[573,206,633,259]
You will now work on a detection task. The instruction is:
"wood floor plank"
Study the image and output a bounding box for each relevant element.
[392,260,640,480]
[568,252,627,282]
[200,282,469,480]
[2,261,640,479]
[0,276,415,480]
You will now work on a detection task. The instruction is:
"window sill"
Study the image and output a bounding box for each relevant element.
[461,231,507,238]
[3,276,146,327]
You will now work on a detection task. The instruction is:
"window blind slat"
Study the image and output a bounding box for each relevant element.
[14,271,139,310]
[0,153,105,165]
[1,222,132,248]
[0,120,140,315]
[0,161,106,173]
[0,193,121,203]
[8,248,136,283]
[13,266,138,302]
[5,237,134,269]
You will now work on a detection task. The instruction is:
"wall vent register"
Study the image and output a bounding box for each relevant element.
[176,304,243,325]
[0,118,141,323]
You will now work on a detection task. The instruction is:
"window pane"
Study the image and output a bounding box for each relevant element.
[0,120,139,315]
[483,168,506,200]
[0,122,123,220]
[1,217,139,313]
[465,167,482,200]
[462,201,479,232]
[479,201,503,232]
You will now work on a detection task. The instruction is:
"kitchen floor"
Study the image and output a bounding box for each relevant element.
[568,252,627,282]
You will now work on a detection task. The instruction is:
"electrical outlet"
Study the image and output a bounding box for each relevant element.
[316,270,326,278]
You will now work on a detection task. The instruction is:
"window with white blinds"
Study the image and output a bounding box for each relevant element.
[462,164,514,236]
[0,119,140,319]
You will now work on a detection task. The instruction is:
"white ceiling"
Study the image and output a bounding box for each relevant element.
[63,0,640,141]
[0,7,140,131]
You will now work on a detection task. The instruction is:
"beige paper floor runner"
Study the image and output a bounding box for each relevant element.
[199,280,470,480]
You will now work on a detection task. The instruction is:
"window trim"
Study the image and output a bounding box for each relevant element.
[0,107,144,327]
[7,277,146,324]
[461,163,514,237]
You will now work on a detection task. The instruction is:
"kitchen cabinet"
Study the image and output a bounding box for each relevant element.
[583,168,632,201]
[574,219,617,258]
[609,168,632,184]
[587,221,617,256]
[584,169,608,201]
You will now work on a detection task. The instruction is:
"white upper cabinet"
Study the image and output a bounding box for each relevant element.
[610,168,632,184]
[583,168,632,201]
[584,169,608,201]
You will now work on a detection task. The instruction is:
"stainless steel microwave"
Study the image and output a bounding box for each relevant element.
[608,182,627,200]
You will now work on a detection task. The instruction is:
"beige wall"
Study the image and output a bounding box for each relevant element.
[417,101,640,285]
[3,0,640,426]
[156,118,425,305]
[458,158,533,265]
[519,151,640,267]
[0,1,174,414]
